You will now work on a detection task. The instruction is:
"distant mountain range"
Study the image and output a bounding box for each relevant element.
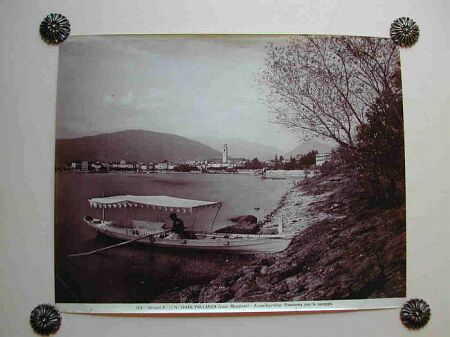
[55,130,336,167]
[55,130,221,166]
[193,136,283,161]
[284,140,334,158]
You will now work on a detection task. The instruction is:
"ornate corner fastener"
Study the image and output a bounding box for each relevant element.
[390,17,419,47]
[39,13,71,44]
[400,298,431,330]
[30,304,62,335]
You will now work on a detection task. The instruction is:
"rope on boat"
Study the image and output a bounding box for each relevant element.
[67,229,171,258]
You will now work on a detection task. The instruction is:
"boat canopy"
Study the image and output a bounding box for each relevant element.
[88,195,222,213]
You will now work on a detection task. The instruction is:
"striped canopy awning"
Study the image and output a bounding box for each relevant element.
[88,195,221,213]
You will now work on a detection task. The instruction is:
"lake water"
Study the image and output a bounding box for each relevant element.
[55,172,294,303]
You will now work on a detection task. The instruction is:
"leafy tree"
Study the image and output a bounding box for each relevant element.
[352,86,404,206]
[174,164,198,172]
[278,151,318,170]
[244,157,264,169]
[297,150,318,168]
[251,157,262,168]
[283,155,297,170]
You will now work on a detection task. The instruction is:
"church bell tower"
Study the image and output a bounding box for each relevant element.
[222,143,228,163]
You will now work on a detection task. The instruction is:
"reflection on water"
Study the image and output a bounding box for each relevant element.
[55,172,294,303]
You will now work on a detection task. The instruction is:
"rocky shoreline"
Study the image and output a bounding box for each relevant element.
[155,171,406,303]
[259,179,329,234]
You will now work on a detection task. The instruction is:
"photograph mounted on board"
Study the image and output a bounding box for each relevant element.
[55,35,406,313]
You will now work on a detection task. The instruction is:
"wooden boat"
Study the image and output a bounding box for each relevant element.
[79,195,293,255]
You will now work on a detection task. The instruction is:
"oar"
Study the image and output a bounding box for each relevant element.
[68,229,171,258]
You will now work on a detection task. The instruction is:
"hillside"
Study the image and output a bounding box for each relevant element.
[285,140,334,158]
[155,171,406,303]
[193,136,283,161]
[55,130,221,166]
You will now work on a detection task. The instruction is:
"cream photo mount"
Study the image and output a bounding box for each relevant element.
[54,33,407,314]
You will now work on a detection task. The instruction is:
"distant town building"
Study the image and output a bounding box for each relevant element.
[81,161,89,172]
[315,153,331,166]
[234,159,247,168]
[63,144,253,173]
[91,162,102,171]
[118,160,127,170]
[222,143,229,163]
[155,162,169,170]
[209,163,227,169]
[204,158,234,169]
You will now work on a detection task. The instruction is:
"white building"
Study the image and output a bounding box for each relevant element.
[118,160,127,170]
[91,163,102,171]
[315,153,331,166]
[208,162,231,169]
[81,161,89,172]
[155,162,169,170]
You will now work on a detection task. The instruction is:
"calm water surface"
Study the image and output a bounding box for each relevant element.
[55,172,294,303]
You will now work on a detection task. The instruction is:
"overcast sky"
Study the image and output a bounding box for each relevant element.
[56,35,300,152]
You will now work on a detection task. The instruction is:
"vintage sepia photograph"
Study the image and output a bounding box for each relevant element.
[55,35,406,311]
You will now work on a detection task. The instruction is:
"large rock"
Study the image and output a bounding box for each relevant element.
[229,215,258,224]
[215,215,260,234]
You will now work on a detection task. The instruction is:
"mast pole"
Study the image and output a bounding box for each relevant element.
[102,191,105,221]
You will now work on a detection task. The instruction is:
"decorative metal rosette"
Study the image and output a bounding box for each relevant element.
[30,304,62,335]
[390,17,419,47]
[400,298,431,330]
[39,13,71,44]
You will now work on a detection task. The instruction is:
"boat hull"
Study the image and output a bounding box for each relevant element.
[85,218,292,254]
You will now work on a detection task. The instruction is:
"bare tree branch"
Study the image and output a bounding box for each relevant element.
[258,36,401,147]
